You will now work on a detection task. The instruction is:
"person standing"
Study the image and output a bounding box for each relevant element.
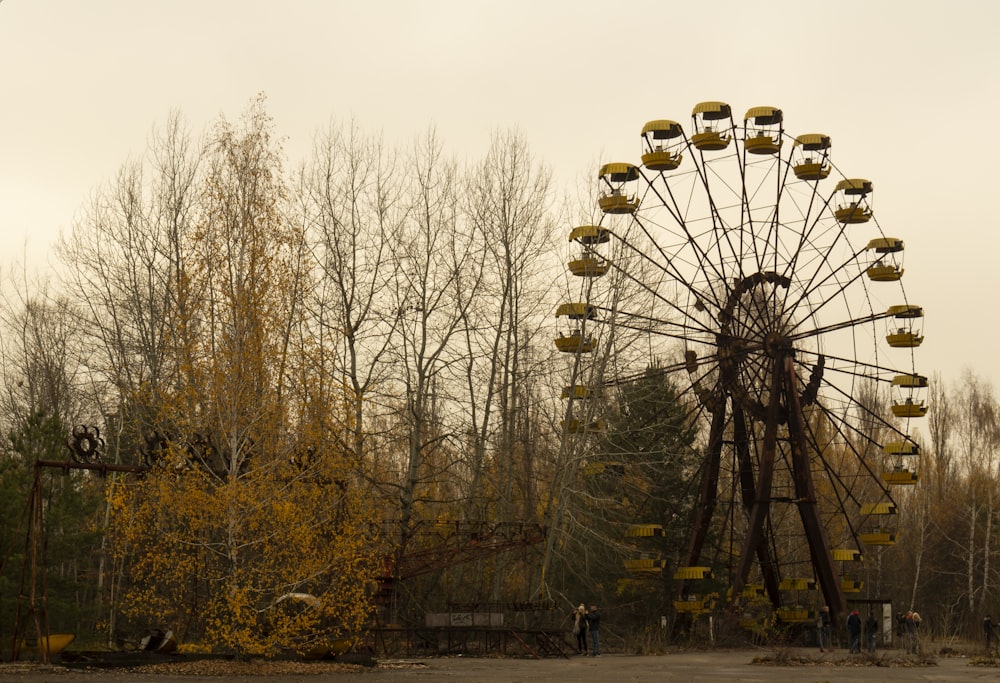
[847,609,862,654]
[904,610,922,654]
[865,612,878,653]
[572,603,589,655]
[588,605,601,656]
[985,615,994,653]
[817,605,832,652]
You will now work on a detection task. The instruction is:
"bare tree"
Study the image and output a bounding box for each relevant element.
[298,119,405,486]
[949,370,1000,617]
[389,129,471,548]
[57,110,202,442]
[459,129,555,514]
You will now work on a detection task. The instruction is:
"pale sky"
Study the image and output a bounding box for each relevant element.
[1,0,998,391]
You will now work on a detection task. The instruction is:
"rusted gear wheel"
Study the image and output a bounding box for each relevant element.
[68,425,105,464]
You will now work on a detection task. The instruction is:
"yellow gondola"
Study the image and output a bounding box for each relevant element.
[841,578,864,592]
[887,329,923,348]
[868,237,904,253]
[861,502,897,516]
[624,557,666,575]
[691,101,732,151]
[833,178,873,224]
[561,385,600,399]
[561,418,605,434]
[892,401,928,418]
[887,304,923,318]
[674,595,716,614]
[554,333,594,353]
[860,502,899,545]
[776,607,816,623]
[641,120,684,171]
[885,303,924,347]
[891,374,929,417]
[555,302,596,319]
[743,106,782,155]
[778,578,816,591]
[568,255,610,277]
[626,523,665,538]
[867,263,902,281]
[569,225,611,244]
[598,163,640,214]
[882,468,920,485]
[883,441,920,456]
[892,373,928,388]
[792,133,832,180]
[860,531,898,545]
[673,566,713,580]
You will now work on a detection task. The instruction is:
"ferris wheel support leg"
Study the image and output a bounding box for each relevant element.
[732,408,781,607]
[732,359,783,603]
[683,404,726,569]
[784,357,847,618]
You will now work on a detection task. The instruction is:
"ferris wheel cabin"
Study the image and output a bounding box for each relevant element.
[792,134,832,180]
[743,106,783,155]
[832,548,864,593]
[859,502,899,546]
[866,237,905,282]
[568,224,611,277]
[597,163,640,214]
[834,178,873,224]
[690,101,733,151]
[886,303,924,348]
[890,373,929,418]
[640,119,685,171]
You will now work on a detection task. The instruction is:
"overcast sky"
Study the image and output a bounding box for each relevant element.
[1,0,998,392]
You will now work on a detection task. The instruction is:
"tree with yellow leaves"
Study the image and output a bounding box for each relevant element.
[81,96,381,655]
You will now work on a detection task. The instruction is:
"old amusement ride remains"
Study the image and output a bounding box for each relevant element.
[556,102,925,628]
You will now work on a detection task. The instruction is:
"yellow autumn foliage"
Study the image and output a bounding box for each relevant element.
[109,445,381,655]
[105,97,384,656]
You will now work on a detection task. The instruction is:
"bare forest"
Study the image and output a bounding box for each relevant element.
[0,97,996,656]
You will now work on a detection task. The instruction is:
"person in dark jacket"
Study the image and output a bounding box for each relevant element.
[847,610,862,654]
[588,605,601,656]
[865,613,879,653]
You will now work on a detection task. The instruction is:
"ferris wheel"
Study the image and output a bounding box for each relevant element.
[557,101,925,623]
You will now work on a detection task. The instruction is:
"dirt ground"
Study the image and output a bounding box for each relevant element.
[3,649,1000,683]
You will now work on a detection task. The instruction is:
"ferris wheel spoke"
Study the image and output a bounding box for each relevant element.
[784,249,872,331]
[794,346,918,387]
[638,175,732,310]
[685,140,757,287]
[796,359,911,444]
[612,223,729,326]
[803,394,896,516]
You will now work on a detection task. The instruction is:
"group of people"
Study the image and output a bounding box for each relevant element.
[571,603,601,656]
[845,609,880,653]
[818,605,883,654]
